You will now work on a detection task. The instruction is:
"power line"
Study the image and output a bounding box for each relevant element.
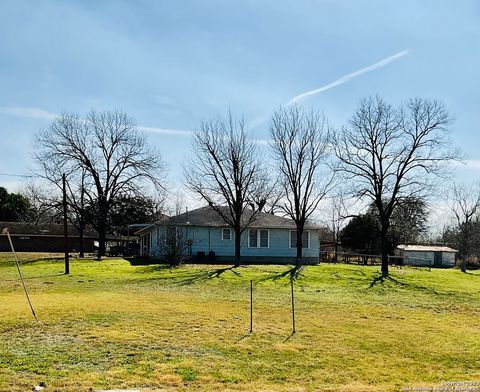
[0,172,38,178]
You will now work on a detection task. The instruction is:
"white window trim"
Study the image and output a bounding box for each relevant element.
[248,228,270,248]
[221,228,232,240]
[289,230,310,249]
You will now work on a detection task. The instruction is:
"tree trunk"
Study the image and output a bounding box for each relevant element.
[296,227,303,265]
[97,226,106,261]
[79,181,85,258]
[96,198,108,261]
[380,222,390,278]
[79,222,84,258]
[234,228,241,267]
[334,237,338,263]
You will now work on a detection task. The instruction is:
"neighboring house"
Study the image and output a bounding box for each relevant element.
[0,221,97,253]
[396,244,458,267]
[136,206,321,264]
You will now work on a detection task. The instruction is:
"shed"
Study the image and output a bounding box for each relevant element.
[396,244,458,267]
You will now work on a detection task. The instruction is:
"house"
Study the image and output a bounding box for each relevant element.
[0,221,97,253]
[396,244,458,267]
[136,206,321,264]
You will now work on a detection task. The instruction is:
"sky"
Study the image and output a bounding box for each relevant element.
[1,0,480,225]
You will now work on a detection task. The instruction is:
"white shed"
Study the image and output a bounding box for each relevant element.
[396,245,458,267]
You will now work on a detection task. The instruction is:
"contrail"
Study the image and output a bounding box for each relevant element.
[286,49,411,105]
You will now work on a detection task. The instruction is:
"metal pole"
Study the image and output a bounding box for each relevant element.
[250,279,253,333]
[291,279,296,334]
[6,230,38,322]
[63,173,69,274]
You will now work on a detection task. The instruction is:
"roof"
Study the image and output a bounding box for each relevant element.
[137,205,322,234]
[0,221,97,238]
[397,244,458,253]
[134,214,169,234]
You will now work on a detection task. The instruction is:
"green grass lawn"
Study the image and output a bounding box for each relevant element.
[0,253,479,391]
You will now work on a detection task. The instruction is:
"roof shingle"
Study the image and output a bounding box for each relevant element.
[139,206,321,232]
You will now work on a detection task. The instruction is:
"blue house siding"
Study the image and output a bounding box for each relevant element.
[147,225,319,264]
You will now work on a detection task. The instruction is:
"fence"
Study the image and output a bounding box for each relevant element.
[320,251,431,266]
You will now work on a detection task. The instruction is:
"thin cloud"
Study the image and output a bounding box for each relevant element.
[0,106,58,120]
[138,126,271,144]
[286,49,411,105]
[246,113,271,131]
[0,107,194,137]
[453,160,480,170]
[137,125,194,136]
[251,138,271,146]
[0,106,269,143]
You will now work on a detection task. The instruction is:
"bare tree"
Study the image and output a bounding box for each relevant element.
[20,182,62,224]
[170,190,186,217]
[270,105,334,264]
[333,96,458,277]
[448,182,480,264]
[322,194,350,262]
[22,175,90,256]
[35,110,166,259]
[159,224,188,266]
[62,169,89,256]
[184,113,271,267]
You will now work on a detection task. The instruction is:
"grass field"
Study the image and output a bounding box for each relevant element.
[0,253,479,391]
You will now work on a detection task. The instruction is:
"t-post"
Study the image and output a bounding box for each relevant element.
[291,278,296,334]
[250,279,253,333]
[62,173,69,274]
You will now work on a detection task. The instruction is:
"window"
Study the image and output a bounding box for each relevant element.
[249,229,257,248]
[260,230,269,248]
[249,229,269,248]
[222,228,231,240]
[290,230,309,249]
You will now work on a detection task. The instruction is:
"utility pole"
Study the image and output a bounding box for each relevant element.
[63,173,70,274]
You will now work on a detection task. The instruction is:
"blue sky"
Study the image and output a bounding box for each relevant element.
[1,0,480,201]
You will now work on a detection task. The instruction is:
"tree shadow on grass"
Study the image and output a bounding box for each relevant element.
[368,274,440,295]
[368,275,385,288]
[174,266,241,285]
[331,268,368,284]
[1,257,65,267]
[133,264,173,273]
[2,272,65,282]
[262,265,306,283]
[134,265,243,286]
[463,270,480,276]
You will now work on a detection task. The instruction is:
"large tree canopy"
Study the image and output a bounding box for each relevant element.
[35,110,166,259]
[333,96,457,277]
[446,182,480,263]
[0,187,31,222]
[341,197,429,255]
[185,112,271,266]
[108,194,163,235]
[270,105,334,264]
